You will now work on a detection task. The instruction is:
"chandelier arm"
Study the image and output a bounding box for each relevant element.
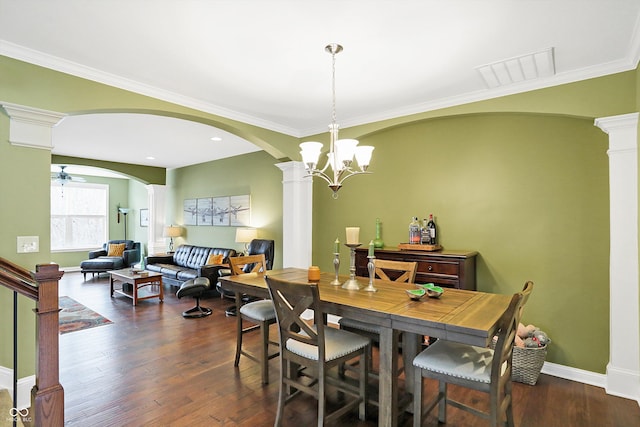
[306,170,335,186]
[336,170,372,186]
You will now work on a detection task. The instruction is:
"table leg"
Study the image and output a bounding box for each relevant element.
[378,327,400,427]
[110,275,114,297]
[158,277,164,302]
[402,332,421,393]
[132,280,138,306]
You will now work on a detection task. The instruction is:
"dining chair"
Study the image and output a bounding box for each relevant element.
[412,281,534,427]
[339,259,418,384]
[265,275,371,426]
[229,254,279,384]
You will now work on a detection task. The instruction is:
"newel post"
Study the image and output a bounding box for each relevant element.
[31,263,64,427]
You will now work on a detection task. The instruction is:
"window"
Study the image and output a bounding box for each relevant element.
[51,182,108,251]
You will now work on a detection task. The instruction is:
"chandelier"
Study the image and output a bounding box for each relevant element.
[300,43,374,198]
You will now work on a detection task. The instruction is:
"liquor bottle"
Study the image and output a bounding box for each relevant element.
[427,214,437,245]
[420,218,429,244]
[409,217,421,244]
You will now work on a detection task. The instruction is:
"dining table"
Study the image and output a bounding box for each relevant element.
[218,267,512,427]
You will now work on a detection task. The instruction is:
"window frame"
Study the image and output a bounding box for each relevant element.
[50,181,109,253]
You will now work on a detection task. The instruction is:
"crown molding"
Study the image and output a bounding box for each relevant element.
[0,41,300,138]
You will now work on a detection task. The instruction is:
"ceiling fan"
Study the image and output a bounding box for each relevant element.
[52,165,86,186]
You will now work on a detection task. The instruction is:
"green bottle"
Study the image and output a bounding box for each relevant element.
[373,218,384,248]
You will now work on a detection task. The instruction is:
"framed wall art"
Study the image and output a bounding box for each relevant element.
[140,209,149,227]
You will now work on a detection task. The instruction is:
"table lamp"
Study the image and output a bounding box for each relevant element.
[163,225,182,253]
[235,227,257,254]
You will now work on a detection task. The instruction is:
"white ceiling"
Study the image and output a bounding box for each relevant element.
[2,1,640,170]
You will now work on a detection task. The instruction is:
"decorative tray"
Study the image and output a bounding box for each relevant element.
[398,243,442,252]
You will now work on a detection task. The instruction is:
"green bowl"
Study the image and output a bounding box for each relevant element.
[406,288,426,300]
[418,283,444,298]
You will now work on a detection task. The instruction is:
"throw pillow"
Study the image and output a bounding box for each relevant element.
[206,253,224,265]
[107,243,126,257]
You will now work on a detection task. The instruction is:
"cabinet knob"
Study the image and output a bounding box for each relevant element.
[428,265,433,272]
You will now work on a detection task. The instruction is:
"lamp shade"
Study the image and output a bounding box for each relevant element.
[235,227,257,243]
[163,225,182,238]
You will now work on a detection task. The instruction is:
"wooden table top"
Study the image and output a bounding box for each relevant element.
[219,267,511,347]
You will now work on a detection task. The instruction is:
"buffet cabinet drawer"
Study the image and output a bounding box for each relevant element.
[355,247,477,290]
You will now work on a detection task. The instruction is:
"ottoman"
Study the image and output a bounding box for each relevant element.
[80,257,125,280]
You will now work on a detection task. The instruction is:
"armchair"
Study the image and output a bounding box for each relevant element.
[80,240,141,280]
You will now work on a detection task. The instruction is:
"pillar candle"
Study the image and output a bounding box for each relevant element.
[368,240,375,257]
[346,227,360,244]
[334,238,340,254]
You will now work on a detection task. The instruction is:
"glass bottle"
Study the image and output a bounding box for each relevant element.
[409,216,421,244]
[420,218,429,244]
[427,214,437,245]
[373,218,385,248]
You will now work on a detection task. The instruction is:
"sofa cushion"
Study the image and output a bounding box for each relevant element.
[207,253,224,265]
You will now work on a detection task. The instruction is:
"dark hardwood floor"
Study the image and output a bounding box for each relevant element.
[57,271,639,426]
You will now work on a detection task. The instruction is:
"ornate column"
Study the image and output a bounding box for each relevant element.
[594,112,640,403]
[275,161,312,268]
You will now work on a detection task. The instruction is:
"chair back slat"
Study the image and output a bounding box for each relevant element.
[229,254,267,275]
[374,259,417,283]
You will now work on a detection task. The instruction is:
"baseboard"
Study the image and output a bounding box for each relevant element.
[0,366,35,409]
[60,266,81,272]
[541,361,607,388]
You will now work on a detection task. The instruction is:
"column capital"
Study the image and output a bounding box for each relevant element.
[1,101,65,149]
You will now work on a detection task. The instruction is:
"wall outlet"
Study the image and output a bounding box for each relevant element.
[17,236,39,253]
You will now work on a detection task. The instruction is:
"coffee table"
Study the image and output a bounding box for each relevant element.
[109,268,164,306]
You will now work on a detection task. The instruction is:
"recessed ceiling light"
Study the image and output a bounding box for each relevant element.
[146,156,155,160]
[210,136,222,142]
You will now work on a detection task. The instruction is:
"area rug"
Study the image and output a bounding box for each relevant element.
[59,296,113,334]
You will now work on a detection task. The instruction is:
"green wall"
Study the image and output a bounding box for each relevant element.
[312,113,610,372]
[168,151,284,267]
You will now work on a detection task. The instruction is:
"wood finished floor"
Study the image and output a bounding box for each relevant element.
[57,271,639,426]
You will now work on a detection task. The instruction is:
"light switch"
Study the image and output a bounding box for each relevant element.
[17,236,39,253]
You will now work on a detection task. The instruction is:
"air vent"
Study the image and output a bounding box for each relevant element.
[476,47,555,89]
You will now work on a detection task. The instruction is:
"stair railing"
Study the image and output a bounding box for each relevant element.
[0,258,64,427]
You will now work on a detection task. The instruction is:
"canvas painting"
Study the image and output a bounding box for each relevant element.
[196,198,213,226]
[212,196,230,226]
[229,195,251,226]
[183,199,197,225]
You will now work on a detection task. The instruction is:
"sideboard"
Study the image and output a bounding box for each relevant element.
[355,247,478,290]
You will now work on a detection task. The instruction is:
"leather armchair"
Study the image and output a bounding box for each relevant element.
[80,239,141,280]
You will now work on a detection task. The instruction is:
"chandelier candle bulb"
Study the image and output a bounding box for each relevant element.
[346,227,360,244]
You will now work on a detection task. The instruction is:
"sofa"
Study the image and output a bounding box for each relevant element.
[80,239,141,280]
[145,244,237,293]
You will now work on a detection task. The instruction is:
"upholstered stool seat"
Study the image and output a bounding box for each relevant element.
[176,277,212,318]
[80,257,125,280]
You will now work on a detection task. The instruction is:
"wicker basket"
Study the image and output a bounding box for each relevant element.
[511,344,548,385]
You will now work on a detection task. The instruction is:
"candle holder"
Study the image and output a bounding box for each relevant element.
[342,243,362,290]
[331,252,341,285]
[364,255,377,292]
